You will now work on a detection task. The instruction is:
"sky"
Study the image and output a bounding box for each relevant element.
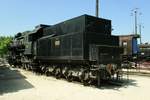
[0,0,149,43]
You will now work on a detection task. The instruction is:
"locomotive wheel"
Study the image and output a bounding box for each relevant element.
[30,64,36,72]
[85,77,92,86]
[56,73,61,79]
[41,66,46,74]
[26,64,31,71]
[55,68,61,79]
[28,63,32,71]
[81,72,90,86]
[25,64,28,70]
[66,71,73,82]
[22,63,25,69]
[62,67,68,78]
[51,66,56,75]
[45,70,50,76]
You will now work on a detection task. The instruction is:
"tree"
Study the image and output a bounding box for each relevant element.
[0,36,12,57]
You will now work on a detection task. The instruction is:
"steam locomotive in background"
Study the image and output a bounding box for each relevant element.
[8,14,123,86]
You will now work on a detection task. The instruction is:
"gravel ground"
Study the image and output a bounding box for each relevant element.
[0,66,150,100]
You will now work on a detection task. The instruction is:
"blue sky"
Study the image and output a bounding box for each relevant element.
[0,0,149,43]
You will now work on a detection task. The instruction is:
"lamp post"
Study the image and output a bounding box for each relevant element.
[139,24,144,44]
[131,8,138,35]
[131,8,142,35]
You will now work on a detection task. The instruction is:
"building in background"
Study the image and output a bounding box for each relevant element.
[119,34,140,61]
[119,34,140,55]
[139,43,150,61]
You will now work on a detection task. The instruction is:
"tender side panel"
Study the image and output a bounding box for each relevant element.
[85,15,111,35]
[37,32,84,63]
[84,32,119,61]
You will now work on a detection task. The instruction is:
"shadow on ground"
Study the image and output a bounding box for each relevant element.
[66,75,138,91]
[0,66,34,95]
[97,78,138,91]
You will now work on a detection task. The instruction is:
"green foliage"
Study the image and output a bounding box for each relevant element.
[0,36,12,57]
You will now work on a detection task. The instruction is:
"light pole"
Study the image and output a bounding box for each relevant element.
[131,8,142,35]
[139,24,144,44]
[131,8,138,35]
[135,10,137,35]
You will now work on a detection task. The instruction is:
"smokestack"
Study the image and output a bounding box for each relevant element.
[96,0,99,17]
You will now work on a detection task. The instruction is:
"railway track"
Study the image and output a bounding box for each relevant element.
[122,67,150,77]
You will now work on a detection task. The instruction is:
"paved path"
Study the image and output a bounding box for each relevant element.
[0,59,150,100]
[0,59,33,95]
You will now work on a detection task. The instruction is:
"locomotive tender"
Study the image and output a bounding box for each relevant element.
[8,14,122,86]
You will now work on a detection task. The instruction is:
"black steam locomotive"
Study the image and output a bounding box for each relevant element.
[8,14,122,86]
